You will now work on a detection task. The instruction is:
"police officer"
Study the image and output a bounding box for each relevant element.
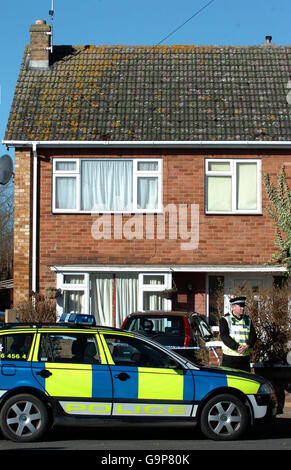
[219,296,257,372]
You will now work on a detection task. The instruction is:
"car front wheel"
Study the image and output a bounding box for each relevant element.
[200,393,248,441]
[0,394,49,442]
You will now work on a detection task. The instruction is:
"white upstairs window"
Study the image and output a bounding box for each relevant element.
[205,159,261,214]
[53,158,162,213]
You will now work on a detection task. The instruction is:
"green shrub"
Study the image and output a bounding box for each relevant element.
[263,165,291,275]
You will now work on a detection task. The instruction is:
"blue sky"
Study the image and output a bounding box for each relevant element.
[1,0,290,158]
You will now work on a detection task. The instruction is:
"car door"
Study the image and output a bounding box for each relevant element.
[0,330,43,394]
[191,315,213,344]
[31,329,113,416]
[100,332,195,418]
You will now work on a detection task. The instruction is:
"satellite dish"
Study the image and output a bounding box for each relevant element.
[0,154,13,185]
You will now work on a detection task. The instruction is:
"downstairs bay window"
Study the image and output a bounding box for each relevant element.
[53,158,162,213]
[59,274,89,316]
[138,273,171,312]
[205,159,261,214]
[56,271,171,327]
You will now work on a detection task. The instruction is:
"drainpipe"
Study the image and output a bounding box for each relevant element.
[32,143,38,294]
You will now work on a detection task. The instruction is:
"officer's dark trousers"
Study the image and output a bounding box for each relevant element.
[222,354,251,372]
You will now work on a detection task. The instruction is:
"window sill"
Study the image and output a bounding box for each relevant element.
[205,211,263,216]
[52,210,164,215]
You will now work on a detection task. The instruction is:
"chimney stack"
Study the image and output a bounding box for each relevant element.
[262,35,275,46]
[29,20,52,69]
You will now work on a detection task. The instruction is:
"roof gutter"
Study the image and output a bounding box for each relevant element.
[3,140,291,149]
[51,264,287,273]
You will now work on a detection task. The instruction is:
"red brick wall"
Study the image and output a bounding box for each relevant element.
[29,21,51,63]
[13,148,33,303]
[13,147,291,301]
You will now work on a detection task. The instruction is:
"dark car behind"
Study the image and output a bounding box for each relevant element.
[121,311,214,361]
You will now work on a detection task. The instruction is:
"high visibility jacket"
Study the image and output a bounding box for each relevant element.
[222,313,251,357]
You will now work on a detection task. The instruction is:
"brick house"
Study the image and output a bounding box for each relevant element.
[3,20,291,327]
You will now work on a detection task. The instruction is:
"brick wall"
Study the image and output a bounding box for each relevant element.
[13,147,291,301]
[29,20,51,64]
[13,148,33,304]
[37,148,291,291]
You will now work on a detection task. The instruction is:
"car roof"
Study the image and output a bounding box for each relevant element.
[126,311,197,318]
[0,322,125,333]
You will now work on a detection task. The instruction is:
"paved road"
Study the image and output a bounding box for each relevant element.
[0,409,290,457]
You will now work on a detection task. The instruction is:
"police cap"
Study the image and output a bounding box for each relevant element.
[230,296,246,307]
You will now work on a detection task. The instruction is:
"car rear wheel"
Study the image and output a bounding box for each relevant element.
[200,393,248,441]
[0,394,49,442]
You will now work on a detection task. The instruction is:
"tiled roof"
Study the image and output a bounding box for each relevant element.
[4,44,291,142]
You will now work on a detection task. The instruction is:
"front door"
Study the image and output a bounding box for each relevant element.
[101,332,195,418]
[32,330,113,416]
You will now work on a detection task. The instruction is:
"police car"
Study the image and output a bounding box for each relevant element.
[0,317,277,443]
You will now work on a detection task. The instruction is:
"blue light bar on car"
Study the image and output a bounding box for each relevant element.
[59,314,96,326]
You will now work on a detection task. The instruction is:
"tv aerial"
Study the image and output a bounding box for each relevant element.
[0,154,14,185]
[49,0,54,52]
[49,0,54,23]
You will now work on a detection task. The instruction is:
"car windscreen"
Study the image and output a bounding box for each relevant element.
[125,316,184,336]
